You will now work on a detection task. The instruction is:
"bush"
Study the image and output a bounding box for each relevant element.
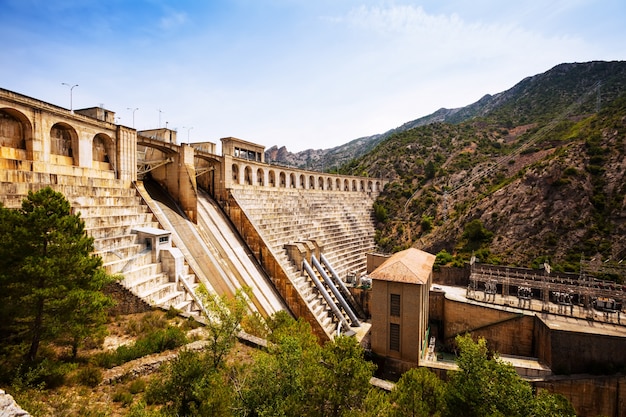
[93,326,187,368]
[13,359,76,390]
[113,390,134,407]
[75,365,102,388]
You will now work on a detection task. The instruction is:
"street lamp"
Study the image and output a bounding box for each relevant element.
[183,126,193,144]
[61,83,78,112]
[127,107,139,128]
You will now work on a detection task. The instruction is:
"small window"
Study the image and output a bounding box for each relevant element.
[390,294,401,317]
[390,323,400,351]
[159,236,169,244]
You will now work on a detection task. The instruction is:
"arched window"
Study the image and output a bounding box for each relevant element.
[279,172,286,187]
[309,175,315,189]
[327,177,333,190]
[336,178,341,190]
[299,174,306,188]
[0,108,29,150]
[352,180,357,191]
[318,177,324,190]
[244,166,252,185]
[269,170,276,187]
[93,133,113,169]
[290,173,296,188]
[257,168,264,186]
[50,122,78,165]
[232,164,239,183]
[344,179,349,191]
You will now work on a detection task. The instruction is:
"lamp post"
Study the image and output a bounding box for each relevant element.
[127,107,139,128]
[183,126,193,144]
[61,83,78,112]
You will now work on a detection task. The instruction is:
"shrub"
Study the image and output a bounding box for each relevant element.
[75,365,102,388]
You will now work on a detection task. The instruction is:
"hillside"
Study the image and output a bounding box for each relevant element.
[345,61,626,276]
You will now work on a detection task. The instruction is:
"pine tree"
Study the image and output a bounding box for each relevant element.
[0,187,116,363]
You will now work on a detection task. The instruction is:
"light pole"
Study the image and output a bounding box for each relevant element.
[61,83,78,112]
[183,126,193,144]
[127,107,139,128]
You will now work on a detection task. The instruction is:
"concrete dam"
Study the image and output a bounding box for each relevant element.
[0,88,384,341]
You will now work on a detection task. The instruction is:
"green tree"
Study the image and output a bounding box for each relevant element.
[391,367,446,417]
[198,286,252,369]
[0,187,116,363]
[446,334,533,417]
[314,335,377,416]
[145,349,233,416]
[236,315,321,416]
[461,219,493,251]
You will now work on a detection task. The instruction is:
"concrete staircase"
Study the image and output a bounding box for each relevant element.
[0,161,203,317]
[230,187,378,279]
[229,186,377,338]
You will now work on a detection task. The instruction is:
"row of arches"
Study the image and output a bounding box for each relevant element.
[231,163,381,192]
[0,107,115,168]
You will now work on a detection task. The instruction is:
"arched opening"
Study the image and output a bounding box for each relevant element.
[257,168,264,186]
[244,166,253,185]
[352,180,357,191]
[50,122,78,165]
[327,177,333,190]
[309,175,315,189]
[93,133,114,170]
[368,181,373,192]
[232,164,240,183]
[299,174,306,189]
[360,180,365,191]
[318,177,324,190]
[269,170,276,187]
[336,178,341,190]
[344,179,349,191]
[0,108,30,152]
[290,173,296,188]
[279,172,286,187]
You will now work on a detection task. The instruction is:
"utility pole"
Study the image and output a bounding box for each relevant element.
[61,83,78,112]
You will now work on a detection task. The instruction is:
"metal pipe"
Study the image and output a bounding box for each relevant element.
[312,255,360,327]
[303,259,350,331]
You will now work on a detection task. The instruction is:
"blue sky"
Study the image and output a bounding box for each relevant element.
[1,0,624,152]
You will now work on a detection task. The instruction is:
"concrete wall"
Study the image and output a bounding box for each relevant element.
[441,297,535,357]
[534,375,626,417]
[535,318,626,375]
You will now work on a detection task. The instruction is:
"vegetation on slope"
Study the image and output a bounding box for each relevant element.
[342,61,626,276]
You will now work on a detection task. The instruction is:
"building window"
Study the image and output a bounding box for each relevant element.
[390,293,401,317]
[159,236,169,244]
[390,323,400,351]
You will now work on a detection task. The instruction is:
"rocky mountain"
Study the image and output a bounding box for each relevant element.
[347,61,626,277]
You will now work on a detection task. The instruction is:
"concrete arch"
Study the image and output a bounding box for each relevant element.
[344,179,349,191]
[268,170,276,187]
[279,171,286,187]
[0,107,32,154]
[360,180,365,191]
[93,133,115,169]
[327,177,333,190]
[318,176,324,190]
[290,173,296,188]
[367,180,373,192]
[336,178,341,190]
[309,175,315,189]
[232,163,240,184]
[256,167,264,186]
[50,122,79,165]
[299,174,306,189]
[352,179,357,191]
[244,165,253,185]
